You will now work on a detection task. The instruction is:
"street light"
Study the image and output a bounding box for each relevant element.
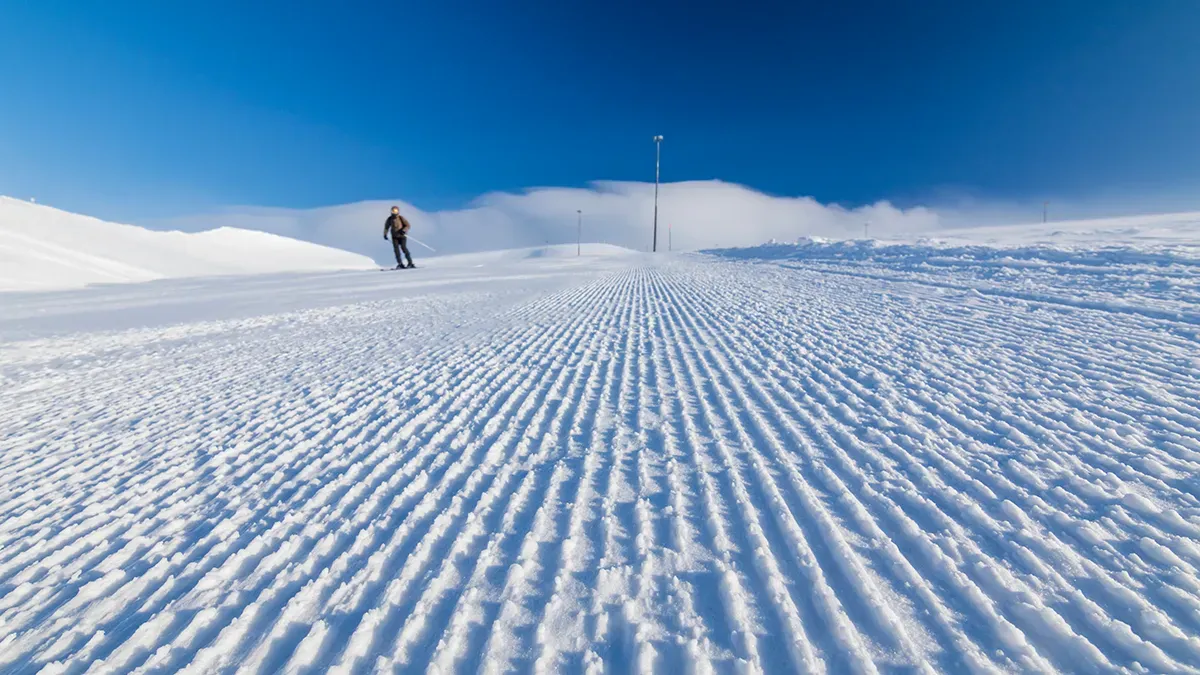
[577,210,582,257]
[652,135,663,252]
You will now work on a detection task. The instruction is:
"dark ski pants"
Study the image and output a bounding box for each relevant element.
[392,235,414,267]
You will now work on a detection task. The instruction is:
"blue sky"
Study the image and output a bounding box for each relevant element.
[2,0,1199,222]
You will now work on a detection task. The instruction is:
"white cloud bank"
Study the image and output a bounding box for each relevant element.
[159,180,944,264]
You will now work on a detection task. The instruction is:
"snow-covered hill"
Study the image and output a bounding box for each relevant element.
[0,197,376,292]
[1,220,1198,672]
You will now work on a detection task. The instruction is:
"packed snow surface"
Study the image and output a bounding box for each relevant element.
[420,243,639,267]
[1,237,1199,674]
[0,197,375,292]
[912,212,1200,254]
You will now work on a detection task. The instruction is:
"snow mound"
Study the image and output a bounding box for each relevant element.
[0,197,376,292]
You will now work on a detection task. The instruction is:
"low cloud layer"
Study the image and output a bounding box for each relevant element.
[154,178,1200,264]
[158,180,945,264]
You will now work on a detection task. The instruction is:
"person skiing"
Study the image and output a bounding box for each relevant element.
[383,206,415,269]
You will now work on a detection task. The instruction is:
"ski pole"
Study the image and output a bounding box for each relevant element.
[407,235,437,253]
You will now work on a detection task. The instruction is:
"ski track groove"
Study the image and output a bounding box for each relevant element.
[654,271,932,673]
[1,256,1198,674]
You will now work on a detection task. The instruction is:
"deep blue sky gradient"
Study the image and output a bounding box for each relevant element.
[2,0,1199,221]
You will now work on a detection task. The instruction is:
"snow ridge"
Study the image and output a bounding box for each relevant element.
[0,197,375,292]
[1,254,1199,673]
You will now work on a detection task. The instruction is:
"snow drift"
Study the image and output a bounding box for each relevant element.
[706,212,1200,326]
[0,196,376,292]
[711,210,1200,263]
[906,211,1200,254]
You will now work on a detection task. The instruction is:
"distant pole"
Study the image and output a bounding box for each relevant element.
[864,221,870,239]
[577,210,582,256]
[669,222,673,251]
[1043,201,1049,223]
[652,135,663,252]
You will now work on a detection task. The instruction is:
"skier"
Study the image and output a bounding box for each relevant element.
[383,206,416,269]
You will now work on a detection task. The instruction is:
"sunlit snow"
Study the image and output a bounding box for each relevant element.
[1,210,1198,673]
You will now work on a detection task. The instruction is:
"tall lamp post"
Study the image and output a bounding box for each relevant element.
[652,135,663,252]
[577,210,582,257]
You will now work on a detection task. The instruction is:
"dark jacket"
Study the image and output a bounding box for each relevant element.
[384,214,411,239]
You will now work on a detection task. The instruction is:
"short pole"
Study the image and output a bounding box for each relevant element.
[577,210,582,256]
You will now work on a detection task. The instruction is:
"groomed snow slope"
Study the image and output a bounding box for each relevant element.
[1,242,1198,674]
[0,197,375,292]
[420,243,639,267]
